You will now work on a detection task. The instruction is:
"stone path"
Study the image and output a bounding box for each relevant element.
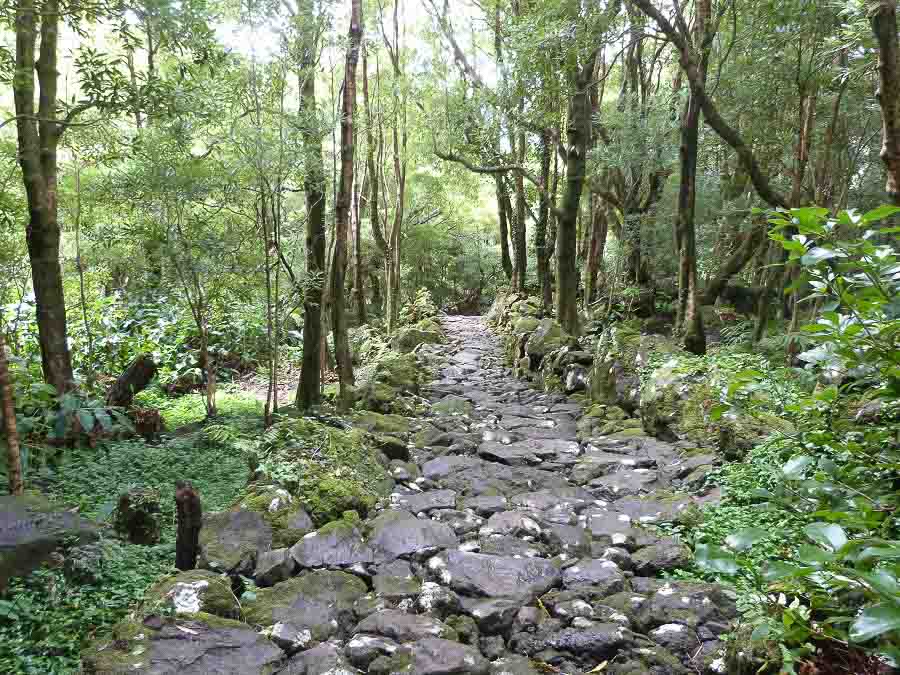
[86,316,736,675]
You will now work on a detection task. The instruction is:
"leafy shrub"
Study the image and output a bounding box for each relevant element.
[399,287,438,325]
[701,206,900,671]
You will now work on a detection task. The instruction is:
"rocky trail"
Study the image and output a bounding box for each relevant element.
[83,315,737,675]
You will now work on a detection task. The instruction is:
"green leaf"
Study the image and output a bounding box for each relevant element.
[725,527,768,552]
[76,409,96,433]
[750,623,771,641]
[762,561,807,581]
[694,543,739,575]
[858,545,900,562]
[849,604,900,643]
[801,247,842,266]
[782,455,814,480]
[860,205,900,224]
[803,522,848,552]
[796,544,835,565]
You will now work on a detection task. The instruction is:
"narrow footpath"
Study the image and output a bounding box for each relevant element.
[86,315,738,675]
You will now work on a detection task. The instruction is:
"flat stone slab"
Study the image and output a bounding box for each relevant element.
[0,495,98,590]
[396,489,457,514]
[368,511,458,563]
[427,550,561,601]
[290,521,373,569]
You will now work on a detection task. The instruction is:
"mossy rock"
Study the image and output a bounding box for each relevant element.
[373,352,423,392]
[198,508,273,576]
[298,476,381,526]
[81,613,282,674]
[415,317,444,334]
[584,404,608,419]
[144,569,239,619]
[432,395,474,416]
[354,411,410,434]
[525,319,569,360]
[512,316,541,335]
[393,327,444,353]
[238,485,314,549]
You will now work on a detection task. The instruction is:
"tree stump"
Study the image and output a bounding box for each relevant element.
[175,481,202,571]
[105,354,158,408]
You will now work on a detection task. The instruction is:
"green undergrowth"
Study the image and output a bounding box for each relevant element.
[0,391,261,674]
[134,386,263,431]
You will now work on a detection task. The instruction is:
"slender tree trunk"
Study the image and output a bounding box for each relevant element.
[584,195,608,311]
[512,131,527,292]
[675,0,709,355]
[0,328,23,496]
[331,0,361,405]
[495,175,514,281]
[536,130,553,312]
[353,176,367,324]
[296,43,326,410]
[871,1,900,204]
[14,0,74,394]
[556,55,595,334]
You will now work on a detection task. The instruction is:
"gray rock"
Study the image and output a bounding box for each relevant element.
[256,547,297,587]
[562,559,626,595]
[427,551,561,602]
[243,570,367,652]
[489,655,542,675]
[368,511,457,563]
[376,637,490,675]
[461,495,509,517]
[82,615,283,674]
[355,609,456,642]
[345,634,399,670]
[416,581,462,618]
[466,597,525,635]
[397,490,457,514]
[481,511,543,538]
[199,508,273,576]
[373,560,421,599]
[290,521,373,569]
[0,495,98,590]
[280,642,360,674]
[431,509,483,535]
[631,537,691,576]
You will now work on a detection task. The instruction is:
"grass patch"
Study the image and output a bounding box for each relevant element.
[134,386,263,431]
[0,395,260,674]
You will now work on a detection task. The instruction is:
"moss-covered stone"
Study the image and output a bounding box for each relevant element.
[393,327,443,353]
[144,569,239,619]
[513,317,540,335]
[433,395,473,416]
[354,411,410,434]
[198,508,273,576]
[525,319,570,361]
[237,484,314,549]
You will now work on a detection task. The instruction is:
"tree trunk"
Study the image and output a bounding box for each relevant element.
[14,0,74,394]
[331,0,361,405]
[871,1,900,204]
[106,354,158,408]
[536,130,553,312]
[584,195,608,311]
[512,133,527,292]
[296,30,326,410]
[0,329,23,496]
[556,55,595,335]
[495,175,514,281]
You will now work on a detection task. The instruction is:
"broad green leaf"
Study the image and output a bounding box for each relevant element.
[801,247,842,266]
[849,604,900,642]
[858,545,900,562]
[804,522,848,552]
[725,527,768,552]
[860,205,900,224]
[762,560,807,581]
[782,455,814,480]
[750,623,771,641]
[694,544,738,575]
[796,544,835,565]
[94,410,113,432]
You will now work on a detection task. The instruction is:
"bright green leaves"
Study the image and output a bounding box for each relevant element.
[803,522,848,552]
[849,604,900,643]
[725,527,768,552]
[694,543,739,575]
[782,454,814,480]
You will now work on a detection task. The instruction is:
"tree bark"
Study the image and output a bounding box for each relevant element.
[0,329,23,496]
[175,481,202,571]
[331,0,361,405]
[495,175,514,280]
[106,354,158,408]
[871,1,900,204]
[296,17,326,411]
[14,0,74,394]
[536,130,553,312]
[584,196,608,311]
[556,55,595,335]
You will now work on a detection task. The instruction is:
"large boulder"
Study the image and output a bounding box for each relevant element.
[368,510,458,563]
[393,326,444,354]
[524,319,571,367]
[144,569,240,618]
[290,517,374,569]
[242,570,368,652]
[0,494,99,591]
[427,551,561,602]
[81,614,283,674]
[199,507,273,577]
